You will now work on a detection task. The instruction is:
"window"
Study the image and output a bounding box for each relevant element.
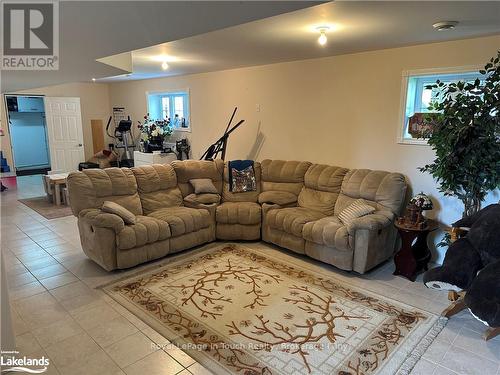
[399,70,484,144]
[147,90,190,131]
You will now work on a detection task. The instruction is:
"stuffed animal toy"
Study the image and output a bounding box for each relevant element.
[423,203,500,291]
[464,260,500,328]
[423,204,500,331]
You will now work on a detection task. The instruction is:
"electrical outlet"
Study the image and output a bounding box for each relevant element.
[256,104,261,112]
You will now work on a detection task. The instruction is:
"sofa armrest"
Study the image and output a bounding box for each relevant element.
[349,211,398,274]
[261,203,283,215]
[183,201,218,219]
[79,208,125,233]
[346,211,394,236]
[258,191,297,206]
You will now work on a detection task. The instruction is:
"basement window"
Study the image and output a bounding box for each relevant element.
[147,90,190,132]
[398,70,484,145]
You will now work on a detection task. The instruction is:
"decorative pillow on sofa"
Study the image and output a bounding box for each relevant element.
[258,191,297,206]
[102,201,136,225]
[184,193,221,205]
[231,166,257,193]
[338,199,375,225]
[189,178,218,194]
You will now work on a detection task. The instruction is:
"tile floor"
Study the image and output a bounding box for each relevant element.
[1,178,499,375]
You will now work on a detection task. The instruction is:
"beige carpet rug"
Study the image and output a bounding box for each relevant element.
[103,245,445,375]
[18,197,73,219]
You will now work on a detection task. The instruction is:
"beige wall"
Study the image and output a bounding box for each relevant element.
[109,35,500,262]
[1,82,111,169]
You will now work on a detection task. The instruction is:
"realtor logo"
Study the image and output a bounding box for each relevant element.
[1,1,59,70]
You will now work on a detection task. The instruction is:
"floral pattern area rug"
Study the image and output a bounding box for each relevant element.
[102,245,444,375]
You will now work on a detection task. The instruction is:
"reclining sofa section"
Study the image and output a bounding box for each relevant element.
[67,159,406,273]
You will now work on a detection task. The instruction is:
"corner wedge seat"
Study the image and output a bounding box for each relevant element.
[216,162,262,240]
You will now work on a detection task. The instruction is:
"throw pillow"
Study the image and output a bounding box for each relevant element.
[184,193,221,205]
[231,166,256,193]
[258,191,297,206]
[338,199,376,225]
[102,201,136,225]
[189,178,218,194]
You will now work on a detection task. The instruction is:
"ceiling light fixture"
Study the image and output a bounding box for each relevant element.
[433,21,458,31]
[161,61,169,70]
[92,78,96,82]
[316,26,330,46]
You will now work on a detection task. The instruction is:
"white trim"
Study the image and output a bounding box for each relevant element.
[145,88,191,133]
[397,65,483,145]
[401,64,483,78]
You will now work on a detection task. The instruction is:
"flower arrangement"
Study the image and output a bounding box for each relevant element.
[410,192,433,211]
[137,113,173,152]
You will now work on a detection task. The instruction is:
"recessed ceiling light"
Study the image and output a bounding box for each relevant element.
[92,78,96,82]
[161,61,169,70]
[433,21,458,31]
[316,26,330,46]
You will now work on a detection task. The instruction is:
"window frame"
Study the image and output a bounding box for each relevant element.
[397,65,483,145]
[145,88,191,133]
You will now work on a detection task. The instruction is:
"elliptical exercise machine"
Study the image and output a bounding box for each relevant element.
[200,107,245,161]
[106,116,135,167]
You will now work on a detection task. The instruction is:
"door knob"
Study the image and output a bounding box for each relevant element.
[77,143,83,147]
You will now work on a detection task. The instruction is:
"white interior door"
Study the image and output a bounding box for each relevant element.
[44,97,85,173]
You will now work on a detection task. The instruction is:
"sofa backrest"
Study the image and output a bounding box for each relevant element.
[298,164,349,216]
[67,168,142,216]
[260,159,311,197]
[172,159,224,197]
[334,169,407,216]
[131,164,183,215]
[222,161,262,202]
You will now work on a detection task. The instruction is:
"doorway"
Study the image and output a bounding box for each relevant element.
[5,95,51,176]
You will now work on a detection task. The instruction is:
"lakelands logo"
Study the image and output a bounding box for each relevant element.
[1,351,49,373]
[1,1,59,70]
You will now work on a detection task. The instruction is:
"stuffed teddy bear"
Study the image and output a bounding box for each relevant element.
[464,260,500,328]
[423,203,500,291]
[423,203,500,328]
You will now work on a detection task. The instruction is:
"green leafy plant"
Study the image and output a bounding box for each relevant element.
[420,51,500,217]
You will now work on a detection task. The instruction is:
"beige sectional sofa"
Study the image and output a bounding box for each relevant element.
[67,159,406,273]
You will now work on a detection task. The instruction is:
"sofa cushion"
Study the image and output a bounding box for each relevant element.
[266,207,325,237]
[102,201,136,225]
[67,168,142,216]
[222,162,261,203]
[338,199,376,225]
[172,159,224,197]
[117,216,171,250]
[258,191,297,206]
[303,217,350,251]
[334,169,406,216]
[184,193,221,205]
[189,178,218,194]
[216,202,261,225]
[131,164,183,215]
[260,159,311,196]
[298,164,349,216]
[148,207,211,237]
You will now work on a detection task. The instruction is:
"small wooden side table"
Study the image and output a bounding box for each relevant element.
[393,219,439,281]
[44,173,69,206]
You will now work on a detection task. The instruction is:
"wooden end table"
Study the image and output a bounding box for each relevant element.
[393,219,439,282]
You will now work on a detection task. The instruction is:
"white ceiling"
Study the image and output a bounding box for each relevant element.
[1,1,320,92]
[99,1,500,82]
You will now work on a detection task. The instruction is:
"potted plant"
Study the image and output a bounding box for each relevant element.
[420,51,500,218]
